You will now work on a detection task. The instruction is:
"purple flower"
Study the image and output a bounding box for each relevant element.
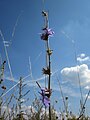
[40,96,50,107]
[47,28,54,35]
[39,88,51,107]
[41,28,54,41]
[43,96,50,107]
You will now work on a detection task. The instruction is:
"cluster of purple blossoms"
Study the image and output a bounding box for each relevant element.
[39,88,50,107]
[41,28,54,41]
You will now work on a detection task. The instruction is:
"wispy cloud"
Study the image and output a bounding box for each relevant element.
[53,84,81,98]
[77,53,90,63]
[4,76,18,83]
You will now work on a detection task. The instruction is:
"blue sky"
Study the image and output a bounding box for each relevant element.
[0,0,90,116]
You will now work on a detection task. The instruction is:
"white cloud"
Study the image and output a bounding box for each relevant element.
[85,94,90,99]
[61,64,90,86]
[80,53,86,58]
[77,53,90,63]
[84,86,90,90]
